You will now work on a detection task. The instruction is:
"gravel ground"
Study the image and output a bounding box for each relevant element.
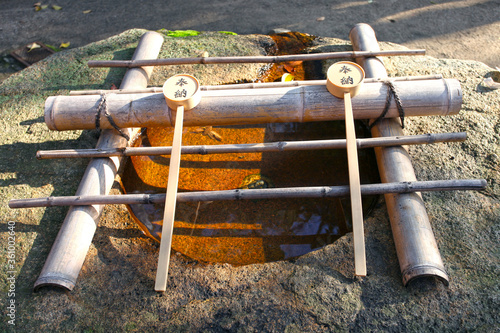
[0,0,499,83]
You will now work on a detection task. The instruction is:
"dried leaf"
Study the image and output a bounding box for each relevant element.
[208,130,223,141]
[190,127,206,134]
[283,64,294,73]
[52,5,62,10]
[202,126,213,136]
[83,10,91,14]
[59,42,70,48]
[34,3,48,11]
[283,61,302,74]
[110,84,118,90]
[27,43,41,52]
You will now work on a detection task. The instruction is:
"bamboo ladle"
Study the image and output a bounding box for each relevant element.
[327,61,367,276]
[155,74,201,291]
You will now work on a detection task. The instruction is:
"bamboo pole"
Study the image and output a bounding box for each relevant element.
[8,179,487,209]
[350,23,450,286]
[35,132,467,159]
[68,75,443,96]
[87,49,426,68]
[33,31,165,291]
[44,78,463,131]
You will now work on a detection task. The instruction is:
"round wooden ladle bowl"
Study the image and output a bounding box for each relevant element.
[163,73,201,111]
[326,61,365,98]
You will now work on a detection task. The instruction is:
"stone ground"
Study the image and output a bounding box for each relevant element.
[0,28,499,332]
[0,0,499,83]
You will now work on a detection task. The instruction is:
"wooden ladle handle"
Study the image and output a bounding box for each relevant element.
[343,92,366,277]
[156,74,201,291]
[326,62,367,276]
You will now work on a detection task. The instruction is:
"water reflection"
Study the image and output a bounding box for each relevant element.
[121,121,379,265]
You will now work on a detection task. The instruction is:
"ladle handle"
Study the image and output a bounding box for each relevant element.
[344,92,367,276]
[155,105,185,291]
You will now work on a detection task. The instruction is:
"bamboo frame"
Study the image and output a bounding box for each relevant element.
[8,179,487,209]
[35,132,467,159]
[21,26,468,291]
[87,49,426,68]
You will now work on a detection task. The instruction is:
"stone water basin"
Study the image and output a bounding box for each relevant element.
[120,31,380,265]
[121,119,380,265]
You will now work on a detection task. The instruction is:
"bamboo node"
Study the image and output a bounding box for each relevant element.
[426,133,435,144]
[199,146,208,155]
[403,181,414,192]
